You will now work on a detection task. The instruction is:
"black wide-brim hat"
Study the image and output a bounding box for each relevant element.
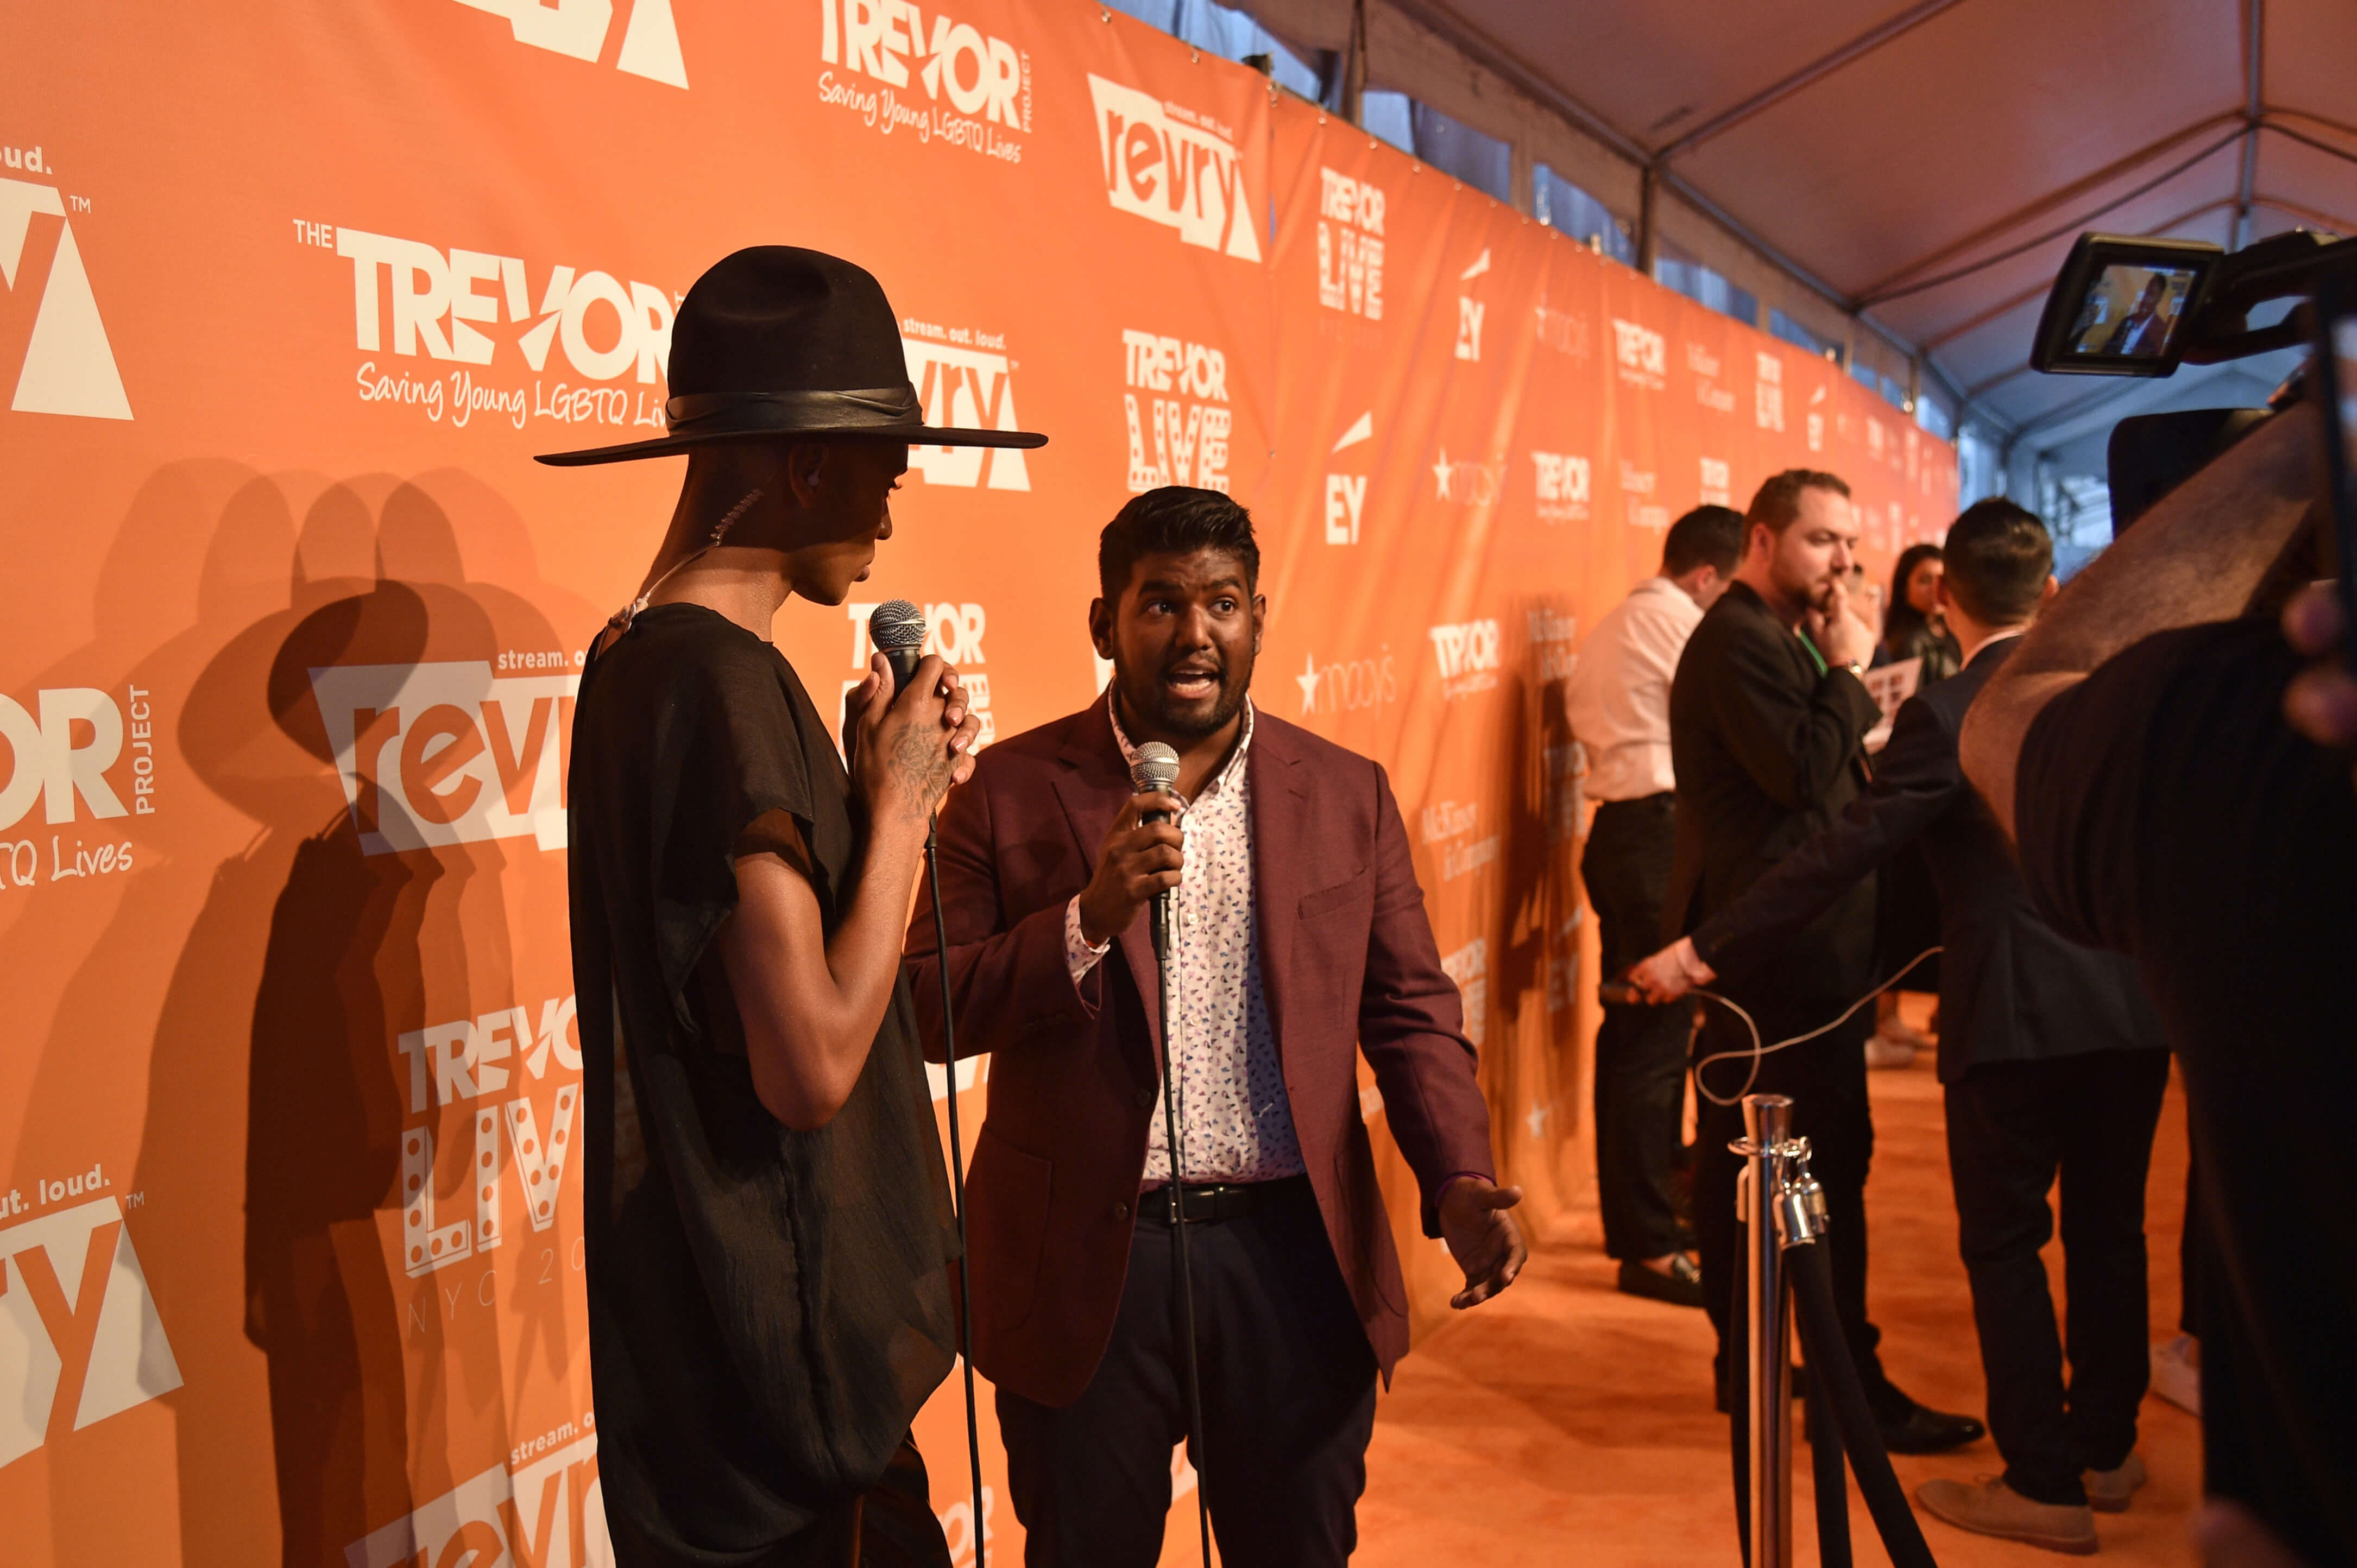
[535,246,1046,465]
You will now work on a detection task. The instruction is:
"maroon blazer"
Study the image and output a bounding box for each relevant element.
[905,693,1498,1408]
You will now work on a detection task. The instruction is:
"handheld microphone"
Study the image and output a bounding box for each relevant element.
[1131,743,1182,960]
[868,599,928,693]
[880,592,990,1564]
[1127,736,1214,1568]
[1131,741,1181,820]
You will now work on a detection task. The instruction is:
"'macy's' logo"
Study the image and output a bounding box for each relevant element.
[0,175,131,420]
[1089,75,1260,261]
[449,0,687,88]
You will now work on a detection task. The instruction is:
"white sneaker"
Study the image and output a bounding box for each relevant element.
[1864,1033,1917,1069]
[2151,1334,2200,1414]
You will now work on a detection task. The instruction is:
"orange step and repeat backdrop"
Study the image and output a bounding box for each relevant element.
[1,2,1954,1564]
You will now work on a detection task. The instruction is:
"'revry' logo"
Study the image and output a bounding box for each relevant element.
[0,1191,183,1469]
[1089,75,1260,261]
[902,323,1030,490]
[448,0,687,88]
[0,174,131,420]
[309,662,576,856]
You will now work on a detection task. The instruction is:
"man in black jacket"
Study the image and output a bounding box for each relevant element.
[1663,469,1981,1481]
[1638,501,2170,1553]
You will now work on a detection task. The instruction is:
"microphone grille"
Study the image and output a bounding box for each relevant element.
[868,599,927,654]
[1131,741,1181,795]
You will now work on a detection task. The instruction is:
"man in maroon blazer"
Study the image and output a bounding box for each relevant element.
[906,486,1524,1567]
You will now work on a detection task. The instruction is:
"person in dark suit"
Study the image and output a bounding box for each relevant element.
[1661,469,1982,1494]
[905,487,1524,1567]
[1635,500,2171,1553]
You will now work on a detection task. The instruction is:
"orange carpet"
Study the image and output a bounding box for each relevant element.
[1355,1035,2200,1565]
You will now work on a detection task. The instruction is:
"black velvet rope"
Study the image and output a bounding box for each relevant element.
[1787,1242,1940,1568]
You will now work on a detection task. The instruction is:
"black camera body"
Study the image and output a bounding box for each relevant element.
[2031,229,2343,380]
[2028,230,2356,565]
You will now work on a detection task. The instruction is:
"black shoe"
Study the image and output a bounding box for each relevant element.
[1875,1396,1986,1455]
[1617,1254,1706,1308]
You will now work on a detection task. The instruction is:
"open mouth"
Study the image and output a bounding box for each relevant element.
[1162,664,1222,703]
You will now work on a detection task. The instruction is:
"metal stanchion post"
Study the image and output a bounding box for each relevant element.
[1736,1093,1796,1568]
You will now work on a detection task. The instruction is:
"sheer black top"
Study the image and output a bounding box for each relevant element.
[568,603,956,1564]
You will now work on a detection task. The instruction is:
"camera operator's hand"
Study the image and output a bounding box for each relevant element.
[2282,584,2357,768]
[1627,937,1717,1004]
[1808,578,1876,669]
[1076,792,1185,945]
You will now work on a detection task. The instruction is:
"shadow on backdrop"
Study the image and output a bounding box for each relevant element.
[10,463,592,1566]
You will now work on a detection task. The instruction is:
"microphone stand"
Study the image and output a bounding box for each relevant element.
[927,819,988,1568]
[1152,887,1217,1568]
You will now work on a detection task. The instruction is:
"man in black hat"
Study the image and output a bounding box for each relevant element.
[549,246,1046,1566]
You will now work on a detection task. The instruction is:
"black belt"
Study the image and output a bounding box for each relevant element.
[1137,1174,1307,1226]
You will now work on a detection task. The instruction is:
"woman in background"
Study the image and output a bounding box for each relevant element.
[1867,543,1958,1067]
[1877,543,1962,682]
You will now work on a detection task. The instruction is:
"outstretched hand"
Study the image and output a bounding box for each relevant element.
[1439,1176,1527,1309]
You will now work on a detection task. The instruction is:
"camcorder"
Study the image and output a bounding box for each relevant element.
[2030,229,2357,629]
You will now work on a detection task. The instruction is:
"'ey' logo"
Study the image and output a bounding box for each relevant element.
[0,178,131,421]
[1455,248,1489,362]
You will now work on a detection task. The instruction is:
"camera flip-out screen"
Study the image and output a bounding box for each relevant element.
[2032,235,2224,377]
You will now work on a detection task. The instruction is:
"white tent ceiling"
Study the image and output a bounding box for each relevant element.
[1369,0,2357,470]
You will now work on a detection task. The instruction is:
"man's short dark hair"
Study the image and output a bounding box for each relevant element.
[1941,498,2052,624]
[1098,486,1260,602]
[1662,505,1745,577]
[1746,469,1852,536]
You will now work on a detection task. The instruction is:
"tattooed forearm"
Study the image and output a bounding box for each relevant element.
[884,720,951,818]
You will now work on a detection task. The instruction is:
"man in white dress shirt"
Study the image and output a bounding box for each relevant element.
[1563,504,1744,1306]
